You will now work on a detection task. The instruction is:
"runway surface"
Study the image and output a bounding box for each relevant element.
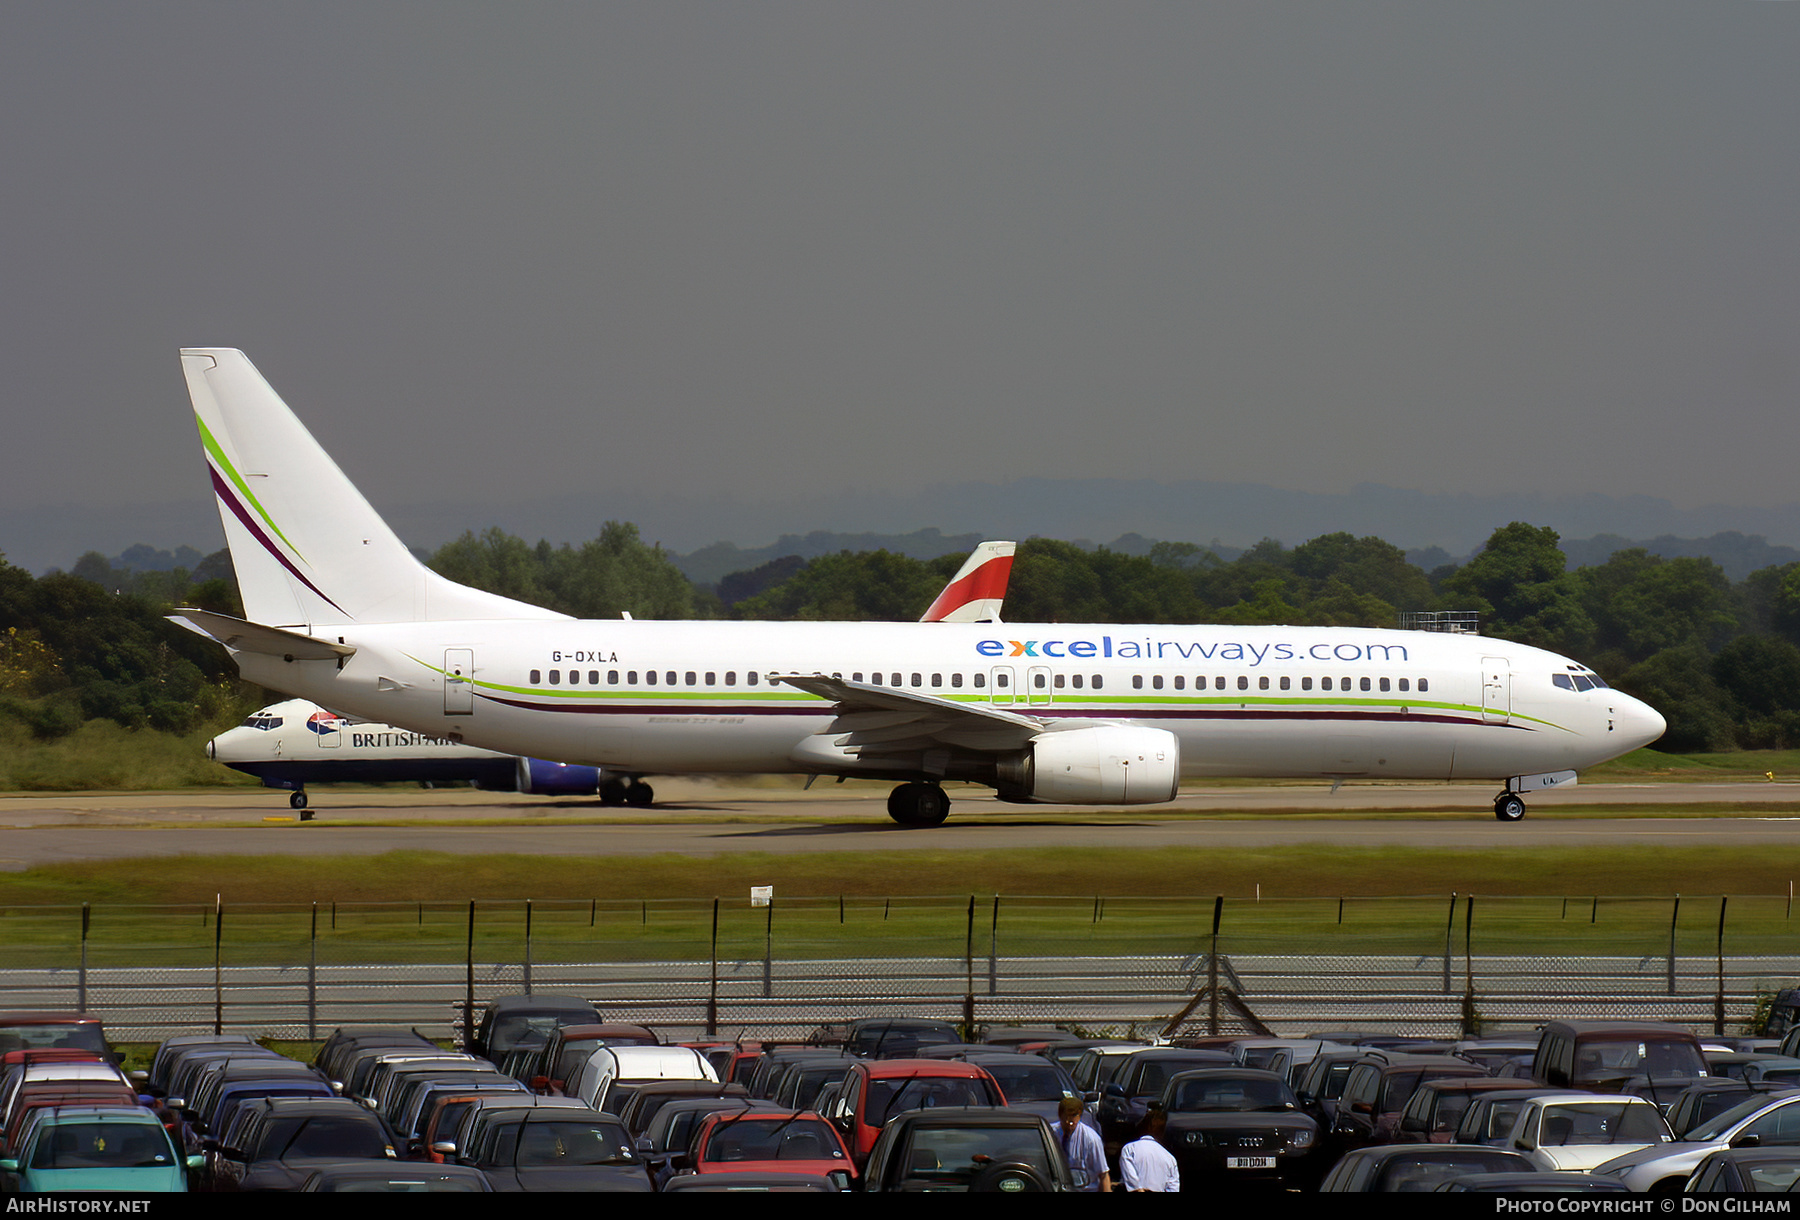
[1,780,1798,868]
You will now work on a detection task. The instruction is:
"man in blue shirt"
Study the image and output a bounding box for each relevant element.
[1058,1095,1111,1192]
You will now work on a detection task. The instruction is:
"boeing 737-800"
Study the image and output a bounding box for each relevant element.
[171,349,1665,826]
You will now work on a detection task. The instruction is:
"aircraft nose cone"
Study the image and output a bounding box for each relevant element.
[206,738,216,760]
[1619,694,1666,751]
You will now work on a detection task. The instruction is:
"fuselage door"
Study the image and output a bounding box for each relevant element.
[445,649,474,716]
[1026,665,1053,706]
[989,666,1016,706]
[1480,657,1511,724]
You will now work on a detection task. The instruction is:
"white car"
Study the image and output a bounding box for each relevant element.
[568,1045,716,1113]
[1505,1093,1671,1171]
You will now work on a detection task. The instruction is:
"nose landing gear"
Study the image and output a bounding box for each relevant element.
[1493,791,1526,822]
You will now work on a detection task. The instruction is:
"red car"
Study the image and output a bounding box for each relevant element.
[829,1059,1006,1170]
[681,1109,855,1188]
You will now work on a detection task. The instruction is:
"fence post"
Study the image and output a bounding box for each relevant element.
[212,895,224,1036]
[1715,896,1728,1036]
[963,896,976,1039]
[307,902,318,1042]
[1209,896,1222,1035]
[523,899,533,995]
[707,898,719,1036]
[1443,894,1455,994]
[1461,895,1477,1036]
[462,901,475,1052]
[762,896,773,999]
[988,896,999,996]
[1668,896,1680,996]
[77,904,89,1014]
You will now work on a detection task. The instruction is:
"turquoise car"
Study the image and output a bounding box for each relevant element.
[0,1106,201,1193]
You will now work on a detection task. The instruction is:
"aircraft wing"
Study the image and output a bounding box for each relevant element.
[773,673,1047,756]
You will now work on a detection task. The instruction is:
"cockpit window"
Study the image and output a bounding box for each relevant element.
[1553,675,1575,691]
[241,715,282,730]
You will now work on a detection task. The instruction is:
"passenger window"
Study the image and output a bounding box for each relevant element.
[1173,676,1184,690]
[627,670,637,684]
[1071,674,1083,689]
[1360,677,1371,692]
[1280,676,1290,690]
[645,671,657,685]
[549,670,561,685]
[530,670,542,684]
[1418,679,1428,692]
[1322,677,1332,691]
[1398,678,1408,692]
[911,673,922,687]
[1133,676,1144,690]
[589,671,599,685]
[1259,676,1269,690]
[725,672,736,686]
[974,674,986,688]
[748,673,759,686]
[951,674,962,688]
[567,670,580,685]
[1033,673,1046,689]
[1152,675,1163,690]
[1092,676,1103,691]
[1379,677,1389,692]
[931,674,942,688]
[1237,676,1248,691]
[1302,677,1312,691]
[1053,674,1065,689]
[705,672,715,685]
[995,673,1008,688]
[852,672,863,683]
[893,673,902,687]
[1215,676,1225,690]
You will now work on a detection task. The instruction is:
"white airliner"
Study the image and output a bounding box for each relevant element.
[171,349,1665,826]
[210,543,1018,812]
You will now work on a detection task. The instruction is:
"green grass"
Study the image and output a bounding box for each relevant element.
[2,846,1798,967]
[0,718,257,792]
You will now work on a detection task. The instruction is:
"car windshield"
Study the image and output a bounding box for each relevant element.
[870,1076,994,1121]
[1537,1104,1665,1146]
[1573,1038,1707,1081]
[1168,1075,1297,1113]
[702,1117,842,1163]
[512,1120,633,1167]
[32,1122,172,1170]
[900,1125,1051,1188]
[1375,1152,1526,1192]
[980,1066,1069,1104]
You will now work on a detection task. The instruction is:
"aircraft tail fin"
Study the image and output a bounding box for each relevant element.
[181,348,566,628]
[920,541,1015,623]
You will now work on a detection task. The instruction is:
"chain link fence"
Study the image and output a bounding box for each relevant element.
[0,895,1793,1042]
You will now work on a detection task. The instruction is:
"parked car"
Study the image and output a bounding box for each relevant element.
[828,1058,1005,1170]
[1594,1090,1800,1194]
[861,1107,1085,1193]
[0,1105,201,1193]
[1155,1067,1321,1191]
[1686,1145,1800,1193]
[1503,1092,1672,1171]
[673,1109,854,1189]
[1317,1143,1536,1192]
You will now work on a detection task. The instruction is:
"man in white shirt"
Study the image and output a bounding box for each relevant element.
[1119,1105,1179,1192]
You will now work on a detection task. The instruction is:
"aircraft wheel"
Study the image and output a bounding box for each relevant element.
[290,791,308,811]
[599,778,628,806]
[1494,793,1526,822]
[625,780,655,807]
[887,782,950,827]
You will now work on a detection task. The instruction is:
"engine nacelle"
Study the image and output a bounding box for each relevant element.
[996,726,1180,804]
[513,756,603,796]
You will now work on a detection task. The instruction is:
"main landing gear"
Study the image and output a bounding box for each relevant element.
[887,782,950,827]
[1493,791,1526,822]
[599,777,656,807]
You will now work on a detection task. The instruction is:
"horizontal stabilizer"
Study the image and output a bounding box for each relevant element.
[167,609,354,660]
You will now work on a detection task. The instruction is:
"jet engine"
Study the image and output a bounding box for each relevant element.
[512,756,604,796]
[995,726,1180,804]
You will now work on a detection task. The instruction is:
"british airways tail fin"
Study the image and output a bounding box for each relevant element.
[180,348,566,628]
[920,541,1015,623]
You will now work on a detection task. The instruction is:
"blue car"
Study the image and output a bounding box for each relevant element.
[0,1106,202,1193]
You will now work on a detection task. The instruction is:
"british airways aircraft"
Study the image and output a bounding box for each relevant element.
[171,349,1665,826]
[209,543,1017,812]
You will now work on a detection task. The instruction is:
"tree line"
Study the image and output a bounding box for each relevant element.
[8,519,1800,753]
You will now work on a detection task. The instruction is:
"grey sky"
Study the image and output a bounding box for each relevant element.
[3,3,1797,562]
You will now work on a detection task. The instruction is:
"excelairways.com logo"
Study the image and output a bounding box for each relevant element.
[976,637,1411,667]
